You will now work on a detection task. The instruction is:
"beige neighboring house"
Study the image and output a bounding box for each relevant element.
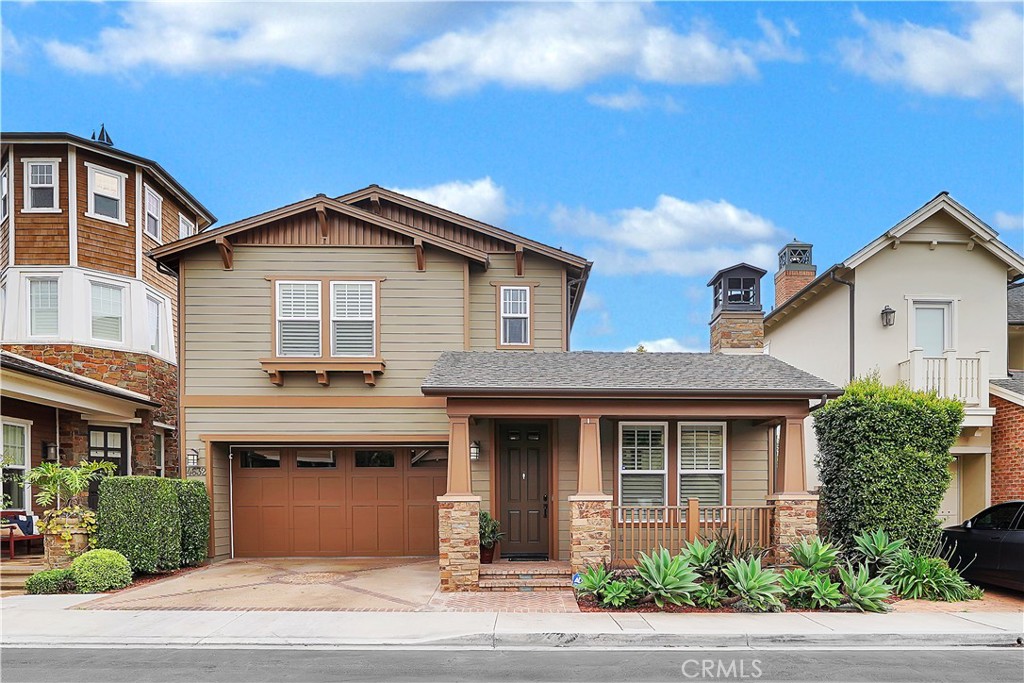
[765,193,1024,525]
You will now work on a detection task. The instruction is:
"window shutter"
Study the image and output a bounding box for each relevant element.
[91,283,124,341]
[29,279,59,335]
[277,282,321,356]
[332,282,375,357]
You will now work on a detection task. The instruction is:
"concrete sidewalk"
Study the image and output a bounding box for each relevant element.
[1,595,1021,649]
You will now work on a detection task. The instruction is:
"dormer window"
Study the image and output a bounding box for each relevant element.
[86,163,127,224]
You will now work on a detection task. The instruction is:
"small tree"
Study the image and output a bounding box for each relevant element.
[814,375,963,552]
[24,460,116,509]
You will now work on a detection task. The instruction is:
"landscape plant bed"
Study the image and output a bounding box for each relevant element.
[576,592,905,613]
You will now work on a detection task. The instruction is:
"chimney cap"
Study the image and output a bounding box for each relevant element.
[778,240,814,271]
[706,262,767,288]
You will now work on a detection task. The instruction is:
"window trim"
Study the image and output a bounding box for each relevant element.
[153,430,165,477]
[21,158,61,213]
[676,421,728,508]
[274,279,323,358]
[26,275,60,338]
[84,162,128,226]
[143,183,163,241]
[146,293,164,354]
[1,164,9,220]
[1,416,33,513]
[906,297,956,358]
[617,421,669,522]
[178,214,196,239]
[89,278,127,344]
[329,280,378,359]
[493,281,538,350]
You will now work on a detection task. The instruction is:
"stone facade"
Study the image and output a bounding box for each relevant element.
[991,395,1024,504]
[438,497,480,591]
[774,268,816,308]
[568,495,612,575]
[710,311,765,353]
[770,495,818,563]
[2,343,179,477]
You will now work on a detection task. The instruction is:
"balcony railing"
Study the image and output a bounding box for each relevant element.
[897,348,989,406]
[612,499,773,565]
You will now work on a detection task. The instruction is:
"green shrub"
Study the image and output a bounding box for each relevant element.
[97,476,181,573]
[780,568,815,608]
[881,549,977,602]
[636,547,701,608]
[807,573,843,610]
[789,537,840,572]
[695,582,724,609]
[814,376,963,551]
[25,568,76,595]
[839,563,891,613]
[575,565,611,597]
[600,581,633,608]
[852,529,904,574]
[724,557,783,612]
[173,479,210,567]
[70,549,133,593]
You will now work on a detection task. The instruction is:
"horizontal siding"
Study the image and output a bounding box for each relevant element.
[469,252,565,351]
[729,421,770,506]
[211,443,230,558]
[557,417,579,559]
[185,406,449,435]
[470,419,493,513]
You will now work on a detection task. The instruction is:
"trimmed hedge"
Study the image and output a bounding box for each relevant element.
[25,568,76,595]
[175,479,210,567]
[70,549,133,593]
[814,376,963,552]
[97,476,181,573]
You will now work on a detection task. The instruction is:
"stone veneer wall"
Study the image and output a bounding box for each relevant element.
[2,344,179,477]
[710,311,765,353]
[568,496,612,575]
[991,395,1024,504]
[438,498,480,591]
[770,496,818,562]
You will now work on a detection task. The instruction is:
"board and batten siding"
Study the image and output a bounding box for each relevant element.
[469,252,566,351]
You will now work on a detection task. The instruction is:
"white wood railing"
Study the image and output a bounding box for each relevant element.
[898,348,989,405]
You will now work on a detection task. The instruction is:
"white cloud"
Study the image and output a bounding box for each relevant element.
[839,5,1023,102]
[389,177,508,225]
[393,3,801,94]
[2,25,25,71]
[579,292,605,312]
[626,337,703,353]
[43,2,451,76]
[994,211,1024,232]
[587,87,650,111]
[552,195,784,276]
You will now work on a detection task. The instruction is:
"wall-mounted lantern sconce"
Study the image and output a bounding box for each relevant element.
[43,442,59,462]
[881,305,896,328]
[469,441,482,461]
[186,448,200,468]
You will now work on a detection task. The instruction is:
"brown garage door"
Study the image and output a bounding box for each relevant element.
[232,447,447,557]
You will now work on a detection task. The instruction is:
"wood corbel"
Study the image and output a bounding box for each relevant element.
[316,203,328,242]
[369,192,382,215]
[266,368,283,386]
[215,237,233,270]
[414,238,425,271]
[363,371,377,387]
[316,369,330,387]
[515,244,525,277]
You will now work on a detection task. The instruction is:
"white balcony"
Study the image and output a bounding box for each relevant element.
[898,348,989,406]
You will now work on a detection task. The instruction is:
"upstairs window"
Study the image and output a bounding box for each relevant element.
[28,278,59,336]
[678,424,726,506]
[331,281,376,357]
[144,185,163,240]
[147,295,164,353]
[24,159,59,211]
[1,165,8,219]
[86,164,126,223]
[500,286,530,346]
[91,281,124,342]
[179,214,196,239]
[914,301,952,358]
[619,423,667,519]
[276,281,321,357]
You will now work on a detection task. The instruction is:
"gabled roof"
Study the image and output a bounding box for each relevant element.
[1,131,215,227]
[422,351,842,397]
[766,193,1024,328]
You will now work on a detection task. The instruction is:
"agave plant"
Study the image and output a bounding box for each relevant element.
[789,537,840,572]
[852,529,904,573]
[881,549,975,602]
[839,563,891,613]
[680,538,718,575]
[780,568,815,609]
[600,580,633,608]
[575,564,611,597]
[695,582,724,609]
[724,557,783,612]
[808,573,843,609]
[635,547,701,608]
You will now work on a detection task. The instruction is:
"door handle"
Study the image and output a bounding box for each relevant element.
[543,493,549,519]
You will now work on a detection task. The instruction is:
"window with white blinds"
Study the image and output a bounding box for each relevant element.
[678,424,726,506]
[88,165,124,221]
[500,286,530,345]
[276,281,321,357]
[619,423,667,514]
[91,282,124,341]
[179,214,196,239]
[29,278,59,336]
[331,281,376,357]
[147,295,163,353]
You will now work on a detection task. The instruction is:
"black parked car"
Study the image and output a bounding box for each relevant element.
[940,501,1024,592]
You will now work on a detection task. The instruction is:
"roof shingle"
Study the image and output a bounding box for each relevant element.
[1009,284,1024,325]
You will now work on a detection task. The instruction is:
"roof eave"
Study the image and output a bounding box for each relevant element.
[421,386,842,399]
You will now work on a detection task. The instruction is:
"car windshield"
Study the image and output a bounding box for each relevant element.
[973,503,1022,530]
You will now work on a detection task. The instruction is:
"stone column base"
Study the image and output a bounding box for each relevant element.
[769,494,819,563]
[438,494,481,592]
[568,494,612,576]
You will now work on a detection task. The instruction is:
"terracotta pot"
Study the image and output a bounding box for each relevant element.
[480,544,495,564]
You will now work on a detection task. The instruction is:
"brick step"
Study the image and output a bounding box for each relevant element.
[479,576,572,591]
[479,569,572,579]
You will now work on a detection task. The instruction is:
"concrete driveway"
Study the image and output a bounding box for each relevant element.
[80,557,442,612]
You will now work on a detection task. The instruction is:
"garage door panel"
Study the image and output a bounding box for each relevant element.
[291,476,320,501]
[234,479,262,506]
[319,476,345,502]
[352,506,379,553]
[406,504,436,554]
[292,505,320,554]
[318,507,347,553]
[406,476,434,502]
[233,507,260,556]
[260,507,291,554]
[261,479,289,505]
[378,477,403,501]
[378,506,404,553]
[351,477,379,504]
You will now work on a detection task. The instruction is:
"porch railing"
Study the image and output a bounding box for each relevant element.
[611,499,773,565]
[897,348,989,406]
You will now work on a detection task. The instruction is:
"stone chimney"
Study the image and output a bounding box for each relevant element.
[774,239,815,308]
[708,263,767,353]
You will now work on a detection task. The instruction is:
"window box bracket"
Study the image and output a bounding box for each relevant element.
[258,359,386,387]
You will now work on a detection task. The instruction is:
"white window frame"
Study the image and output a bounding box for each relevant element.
[89,278,126,343]
[275,280,322,358]
[618,421,669,522]
[330,280,376,358]
[143,184,163,241]
[26,275,60,338]
[1,417,33,513]
[677,421,728,511]
[178,214,196,239]
[499,285,531,346]
[146,293,164,354]
[1,164,9,220]
[22,158,61,213]
[85,162,128,225]
[153,430,165,477]
[906,296,957,357]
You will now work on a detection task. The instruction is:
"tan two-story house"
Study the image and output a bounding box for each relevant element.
[155,186,839,591]
[765,193,1024,525]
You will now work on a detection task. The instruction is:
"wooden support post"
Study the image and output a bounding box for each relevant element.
[445,416,473,496]
[686,497,699,543]
[577,416,604,495]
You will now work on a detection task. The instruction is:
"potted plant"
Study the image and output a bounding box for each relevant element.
[479,511,504,564]
[24,461,115,568]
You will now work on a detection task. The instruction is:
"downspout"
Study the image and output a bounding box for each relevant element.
[228,447,235,559]
[830,269,855,382]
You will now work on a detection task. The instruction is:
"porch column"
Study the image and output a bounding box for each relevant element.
[438,415,481,591]
[769,416,818,561]
[569,415,612,575]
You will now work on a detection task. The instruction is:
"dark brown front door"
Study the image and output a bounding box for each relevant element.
[499,424,549,558]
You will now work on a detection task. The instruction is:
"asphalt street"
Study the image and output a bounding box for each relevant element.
[1,647,1022,683]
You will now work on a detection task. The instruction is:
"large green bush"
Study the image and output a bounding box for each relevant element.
[173,479,210,567]
[25,568,76,594]
[96,476,181,573]
[814,376,963,551]
[70,549,133,593]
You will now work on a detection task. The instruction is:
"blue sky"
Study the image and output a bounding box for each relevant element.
[3,2,1022,351]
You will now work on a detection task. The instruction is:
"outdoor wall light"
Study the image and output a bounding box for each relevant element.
[469,441,482,461]
[881,305,896,328]
[43,442,59,461]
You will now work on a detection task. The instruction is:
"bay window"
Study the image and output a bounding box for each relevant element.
[91,281,124,342]
[147,295,164,353]
[28,277,59,336]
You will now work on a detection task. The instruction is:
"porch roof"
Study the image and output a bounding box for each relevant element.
[422,351,842,398]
